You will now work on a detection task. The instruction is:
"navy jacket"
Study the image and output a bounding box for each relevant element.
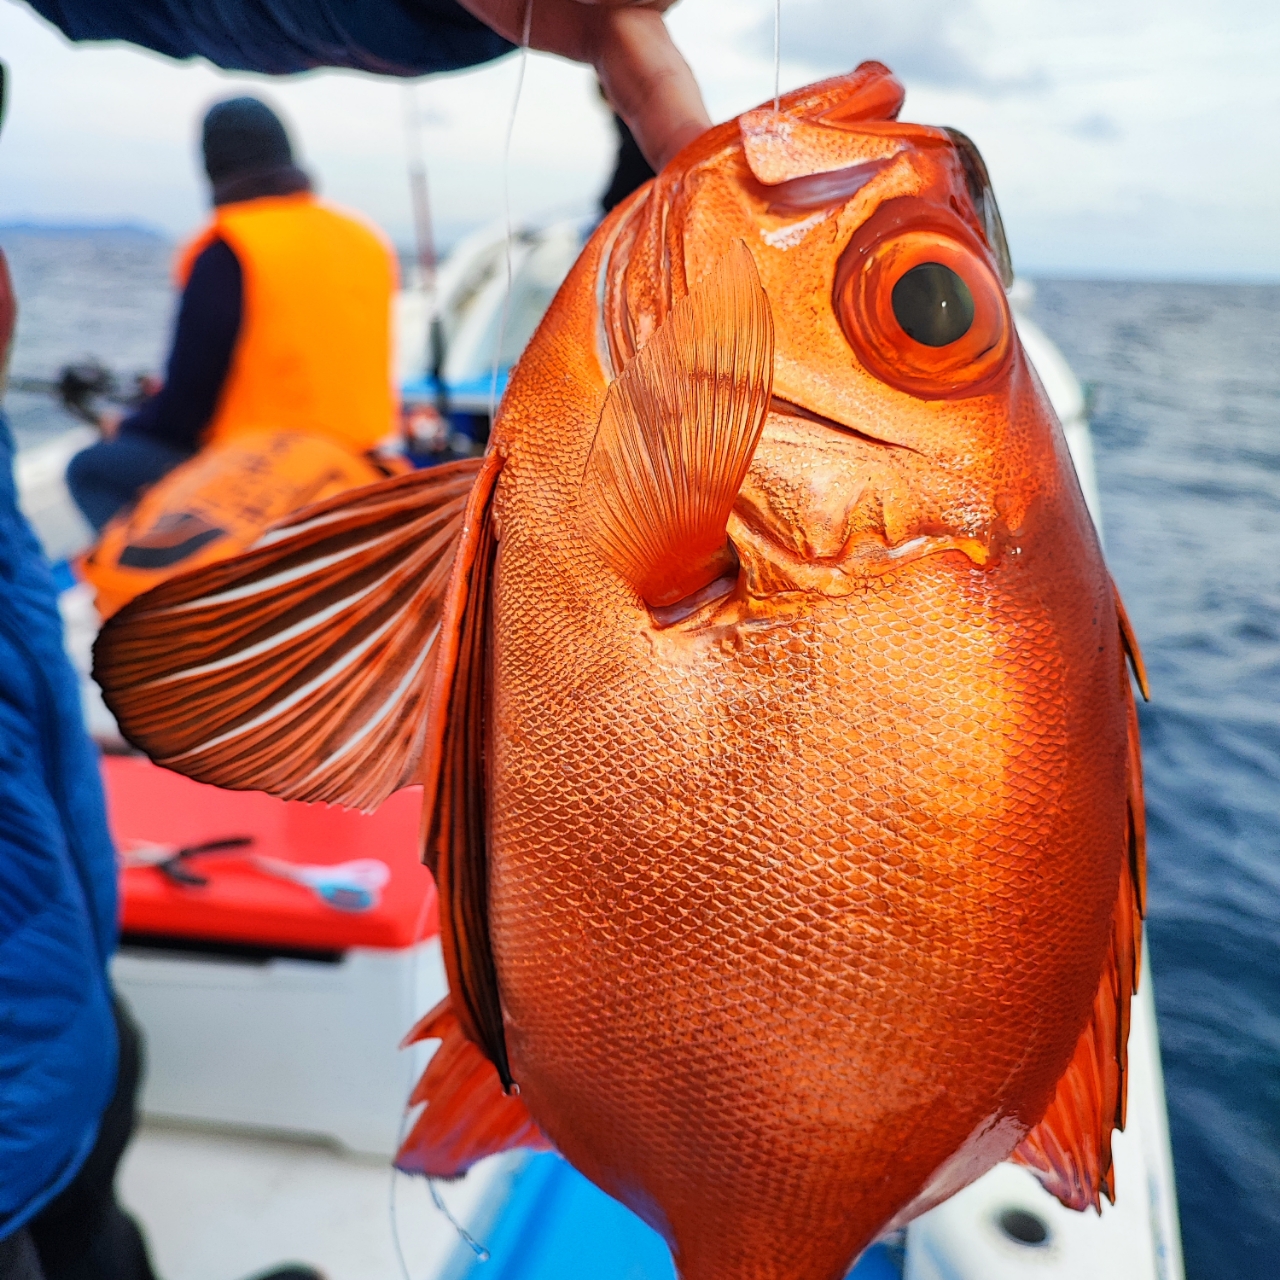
[24,0,514,76]
[3,0,510,1235]
[0,412,118,1238]
[119,238,243,451]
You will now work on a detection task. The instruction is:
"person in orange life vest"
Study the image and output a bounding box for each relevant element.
[66,96,397,531]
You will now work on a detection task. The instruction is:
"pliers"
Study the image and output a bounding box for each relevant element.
[123,836,255,887]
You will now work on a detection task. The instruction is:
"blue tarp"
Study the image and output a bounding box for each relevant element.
[23,0,514,77]
[440,1154,906,1280]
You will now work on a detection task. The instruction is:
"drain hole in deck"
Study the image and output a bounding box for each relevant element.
[996,1207,1050,1247]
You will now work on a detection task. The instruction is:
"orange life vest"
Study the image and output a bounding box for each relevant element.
[82,431,388,619]
[176,193,397,451]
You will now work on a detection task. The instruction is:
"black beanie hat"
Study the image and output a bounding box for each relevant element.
[201,97,311,206]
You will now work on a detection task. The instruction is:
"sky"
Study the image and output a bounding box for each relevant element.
[0,0,1277,280]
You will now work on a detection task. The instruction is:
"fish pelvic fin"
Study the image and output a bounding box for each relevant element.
[1011,630,1147,1211]
[396,995,549,1179]
[1113,580,1150,701]
[581,238,774,610]
[419,449,514,1089]
[92,458,484,813]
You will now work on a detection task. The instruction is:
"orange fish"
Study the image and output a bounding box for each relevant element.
[95,63,1149,1280]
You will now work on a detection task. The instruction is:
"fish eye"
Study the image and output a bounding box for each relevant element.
[833,199,1013,399]
[891,262,974,347]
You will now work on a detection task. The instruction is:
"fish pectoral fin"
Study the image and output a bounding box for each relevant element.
[1011,659,1147,1210]
[581,237,774,610]
[92,457,486,813]
[396,996,550,1179]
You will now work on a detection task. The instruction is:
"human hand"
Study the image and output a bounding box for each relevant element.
[459,0,710,171]
[0,248,14,395]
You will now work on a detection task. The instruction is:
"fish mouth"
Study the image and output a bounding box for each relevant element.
[730,401,1000,597]
[726,508,1001,603]
[770,396,920,454]
[650,525,997,631]
[871,531,994,568]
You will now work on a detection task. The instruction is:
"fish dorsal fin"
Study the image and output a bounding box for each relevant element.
[396,996,549,1179]
[1010,639,1147,1209]
[581,238,773,611]
[93,458,484,813]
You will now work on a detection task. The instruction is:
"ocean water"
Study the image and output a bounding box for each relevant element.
[1031,279,1280,1280]
[2,230,1278,1279]
[1,227,175,445]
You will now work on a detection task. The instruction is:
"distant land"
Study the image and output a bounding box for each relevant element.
[0,220,168,240]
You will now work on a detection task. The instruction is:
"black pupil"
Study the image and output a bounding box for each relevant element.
[891,262,975,347]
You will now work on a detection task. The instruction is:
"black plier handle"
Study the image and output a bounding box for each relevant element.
[126,836,255,888]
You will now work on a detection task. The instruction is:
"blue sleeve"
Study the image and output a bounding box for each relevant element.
[23,0,514,76]
[119,237,242,453]
[0,411,119,1234]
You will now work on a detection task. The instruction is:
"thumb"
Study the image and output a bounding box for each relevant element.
[591,7,709,171]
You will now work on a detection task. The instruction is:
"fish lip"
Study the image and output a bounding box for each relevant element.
[769,396,920,454]
[727,508,999,600]
[874,531,995,569]
[800,526,996,574]
[646,531,999,632]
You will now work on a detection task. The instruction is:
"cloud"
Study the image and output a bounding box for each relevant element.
[1070,113,1121,142]
[0,5,615,246]
[749,0,1044,95]
[2,0,1279,278]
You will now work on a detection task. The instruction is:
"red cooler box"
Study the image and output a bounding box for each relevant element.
[105,755,446,1157]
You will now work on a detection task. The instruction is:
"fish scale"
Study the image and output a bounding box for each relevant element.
[491,293,1117,1266]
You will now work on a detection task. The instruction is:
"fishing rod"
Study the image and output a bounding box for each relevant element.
[400,83,452,432]
[8,360,157,426]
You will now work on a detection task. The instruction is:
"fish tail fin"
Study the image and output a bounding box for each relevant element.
[1010,617,1147,1210]
[581,238,773,612]
[396,995,549,1179]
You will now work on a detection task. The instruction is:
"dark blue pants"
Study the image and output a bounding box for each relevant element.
[66,435,193,532]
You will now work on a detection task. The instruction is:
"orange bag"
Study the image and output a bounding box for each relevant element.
[83,431,388,618]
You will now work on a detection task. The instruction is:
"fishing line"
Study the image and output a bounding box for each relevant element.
[388,1041,494,1267]
[389,830,493,1273]
[389,1108,492,1272]
[488,0,535,427]
[430,1181,492,1263]
[389,1140,414,1280]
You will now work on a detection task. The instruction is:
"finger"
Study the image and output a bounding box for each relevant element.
[591,7,709,170]
[458,0,709,170]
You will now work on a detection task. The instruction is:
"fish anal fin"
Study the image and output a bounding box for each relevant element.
[581,238,773,610]
[1011,662,1147,1211]
[93,459,484,813]
[420,451,513,1089]
[396,996,549,1180]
